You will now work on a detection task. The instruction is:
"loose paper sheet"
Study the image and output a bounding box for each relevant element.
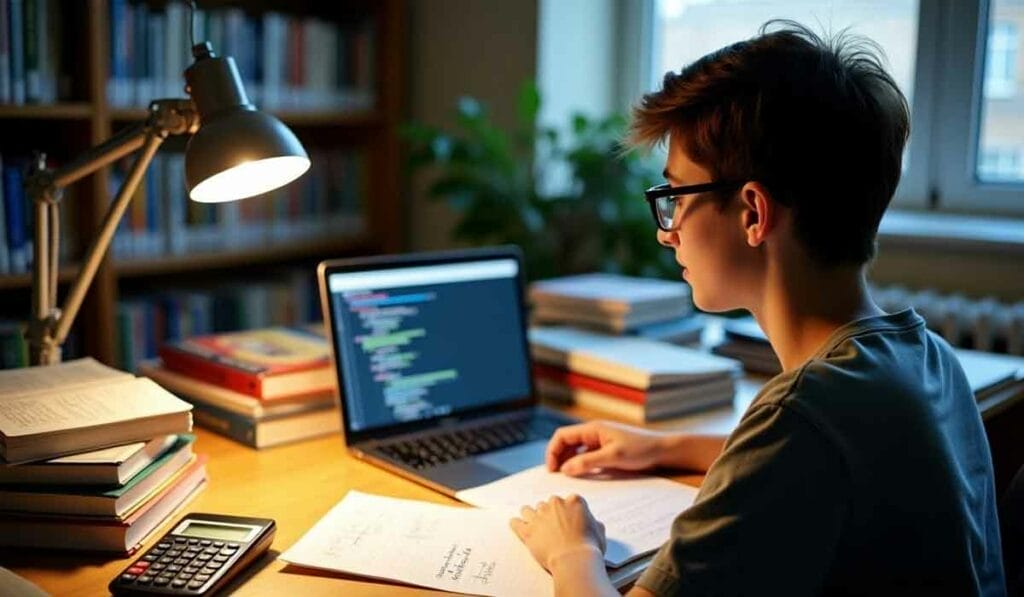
[280,491,553,597]
[456,465,699,568]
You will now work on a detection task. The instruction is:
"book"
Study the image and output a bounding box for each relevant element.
[529,326,741,390]
[138,360,337,419]
[0,434,176,486]
[531,303,691,333]
[535,377,734,423]
[0,359,193,464]
[1,158,27,273]
[0,435,195,516]
[529,273,692,316]
[189,399,340,449]
[0,455,206,553]
[158,327,334,400]
[953,348,1024,401]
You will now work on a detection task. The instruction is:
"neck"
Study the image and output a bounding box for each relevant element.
[751,259,884,372]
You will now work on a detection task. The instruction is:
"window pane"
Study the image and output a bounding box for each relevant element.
[651,1,919,109]
[977,0,1024,183]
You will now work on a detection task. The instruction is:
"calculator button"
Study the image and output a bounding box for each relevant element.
[214,554,230,562]
[218,547,236,555]
[167,565,183,573]
[127,566,146,575]
[153,577,171,587]
[199,540,211,546]
[204,546,219,554]
[142,553,159,562]
[137,575,154,584]
[184,566,200,573]
[174,536,188,543]
[201,566,219,575]
[158,556,174,564]
[150,563,167,571]
[185,549,200,557]
[197,554,213,561]
[212,541,225,547]
[167,549,183,557]
[157,542,172,549]
[188,538,200,545]
[179,572,194,580]
[135,561,150,569]
[172,579,188,588]
[194,574,212,582]
[158,571,175,579]
[225,542,240,548]
[188,580,205,590]
[174,558,192,565]
[120,573,138,582]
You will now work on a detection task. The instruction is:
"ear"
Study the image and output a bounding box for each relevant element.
[738,181,778,248]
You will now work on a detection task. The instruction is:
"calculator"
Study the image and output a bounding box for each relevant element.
[109,513,276,595]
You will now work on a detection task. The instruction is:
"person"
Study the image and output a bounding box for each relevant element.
[509,21,1006,596]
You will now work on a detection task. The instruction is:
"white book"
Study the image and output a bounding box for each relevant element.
[530,326,741,390]
[954,348,1024,398]
[0,434,176,486]
[530,273,692,317]
[0,360,193,463]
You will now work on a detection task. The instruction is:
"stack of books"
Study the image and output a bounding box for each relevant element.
[711,317,782,375]
[529,273,702,344]
[0,358,203,553]
[141,327,341,449]
[530,327,741,423]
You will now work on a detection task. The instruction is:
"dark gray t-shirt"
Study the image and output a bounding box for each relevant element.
[636,309,1005,596]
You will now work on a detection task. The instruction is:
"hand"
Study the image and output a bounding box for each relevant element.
[546,420,668,476]
[510,494,606,572]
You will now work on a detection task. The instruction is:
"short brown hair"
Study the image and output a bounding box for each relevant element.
[629,20,910,266]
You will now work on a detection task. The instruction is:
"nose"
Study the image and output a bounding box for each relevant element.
[657,228,679,248]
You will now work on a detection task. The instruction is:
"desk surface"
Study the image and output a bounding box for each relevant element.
[7,373,1021,596]
[1,401,715,597]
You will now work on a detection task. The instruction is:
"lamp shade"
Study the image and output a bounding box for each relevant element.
[183,42,310,203]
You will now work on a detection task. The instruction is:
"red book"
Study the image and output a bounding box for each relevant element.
[532,363,646,404]
[159,328,334,401]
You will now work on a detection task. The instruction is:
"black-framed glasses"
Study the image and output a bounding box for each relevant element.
[644,181,742,231]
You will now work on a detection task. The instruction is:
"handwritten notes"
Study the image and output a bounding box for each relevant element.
[279,491,553,597]
[456,465,699,568]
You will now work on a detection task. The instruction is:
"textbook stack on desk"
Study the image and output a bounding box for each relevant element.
[0,359,205,553]
[530,327,741,422]
[529,273,703,343]
[147,327,340,448]
[711,316,782,375]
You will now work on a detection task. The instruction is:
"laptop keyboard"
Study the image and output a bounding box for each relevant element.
[376,417,560,470]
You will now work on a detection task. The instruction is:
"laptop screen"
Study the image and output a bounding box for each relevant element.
[324,254,533,435]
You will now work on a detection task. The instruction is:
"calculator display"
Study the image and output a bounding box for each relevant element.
[178,521,254,541]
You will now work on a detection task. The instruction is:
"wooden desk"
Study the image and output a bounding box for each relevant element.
[1,404,708,597]
[5,376,1022,595]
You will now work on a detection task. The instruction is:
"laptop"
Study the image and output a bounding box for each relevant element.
[317,246,578,496]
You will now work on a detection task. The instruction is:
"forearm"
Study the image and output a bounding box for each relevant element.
[550,546,619,597]
[656,433,727,472]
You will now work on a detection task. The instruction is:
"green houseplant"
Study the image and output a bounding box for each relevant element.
[404,82,677,281]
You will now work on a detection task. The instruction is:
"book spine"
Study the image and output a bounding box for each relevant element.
[0,155,8,274]
[0,0,9,103]
[21,0,36,102]
[158,345,265,398]
[189,402,257,448]
[2,159,26,273]
[8,0,23,104]
[532,364,647,404]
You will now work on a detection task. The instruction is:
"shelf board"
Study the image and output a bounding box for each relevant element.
[0,265,82,290]
[108,107,383,127]
[0,103,94,120]
[115,235,376,278]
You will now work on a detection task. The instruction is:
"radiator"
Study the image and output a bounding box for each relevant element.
[872,285,1024,355]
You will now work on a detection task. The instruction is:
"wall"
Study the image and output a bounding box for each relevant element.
[406,0,539,251]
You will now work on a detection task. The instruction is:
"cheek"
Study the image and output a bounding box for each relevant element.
[682,216,750,312]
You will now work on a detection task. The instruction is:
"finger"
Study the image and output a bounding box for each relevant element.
[520,505,536,521]
[546,424,603,471]
[509,518,526,540]
[560,447,616,476]
[535,501,548,512]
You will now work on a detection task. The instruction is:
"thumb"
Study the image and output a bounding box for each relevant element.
[560,447,617,476]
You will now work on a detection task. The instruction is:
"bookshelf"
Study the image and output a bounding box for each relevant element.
[0,0,404,367]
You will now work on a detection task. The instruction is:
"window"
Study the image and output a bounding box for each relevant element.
[630,0,1024,215]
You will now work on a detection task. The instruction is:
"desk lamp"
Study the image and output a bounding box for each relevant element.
[25,40,310,366]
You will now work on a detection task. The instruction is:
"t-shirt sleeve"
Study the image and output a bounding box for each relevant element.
[635,402,849,596]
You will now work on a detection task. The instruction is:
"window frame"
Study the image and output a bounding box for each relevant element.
[626,0,1024,217]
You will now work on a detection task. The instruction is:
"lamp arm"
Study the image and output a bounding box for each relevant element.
[50,131,165,347]
[27,99,199,366]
